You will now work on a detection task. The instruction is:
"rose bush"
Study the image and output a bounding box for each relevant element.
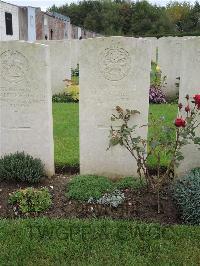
[108,93,200,212]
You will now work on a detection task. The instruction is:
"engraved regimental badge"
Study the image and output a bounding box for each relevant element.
[99,41,131,81]
[0,50,29,84]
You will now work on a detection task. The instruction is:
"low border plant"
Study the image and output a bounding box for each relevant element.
[172,168,200,225]
[0,152,45,183]
[9,187,52,215]
[88,189,125,208]
[66,175,114,201]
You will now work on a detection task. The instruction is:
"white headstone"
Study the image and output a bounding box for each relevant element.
[145,37,157,63]
[80,37,151,178]
[0,41,54,176]
[36,40,71,95]
[71,39,80,70]
[158,37,184,99]
[176,37,200,176]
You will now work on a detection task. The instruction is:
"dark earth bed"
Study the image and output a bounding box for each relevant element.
[0,175,180,225]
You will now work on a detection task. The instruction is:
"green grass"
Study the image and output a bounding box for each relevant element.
[0,218,200,265]
[53,103,177,169]
[148,103,177,168]
[72,75,79,85]
[53,103,79,167]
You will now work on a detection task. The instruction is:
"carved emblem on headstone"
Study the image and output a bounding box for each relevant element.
[99,42,131,81]
[0,50,29,83]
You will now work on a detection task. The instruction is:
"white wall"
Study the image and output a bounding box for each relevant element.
[28,6,36,42]
[65,21,71,40]
[78,27,81,39]
[0,1,19,41]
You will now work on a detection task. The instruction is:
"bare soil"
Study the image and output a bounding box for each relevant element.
[0,175,180,224]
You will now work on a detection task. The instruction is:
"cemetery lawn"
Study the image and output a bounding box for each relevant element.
[53,103,177,171]
[0,218,200,265]
[53,103,79,171]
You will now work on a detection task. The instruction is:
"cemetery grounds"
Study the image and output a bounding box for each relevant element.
[0,38,200,264]
[1,102,200,264]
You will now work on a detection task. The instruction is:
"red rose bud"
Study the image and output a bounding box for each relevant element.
[178,103,183,110]
[185,94,190,100]
[193,94,200,109]
[185,105,190,113]
[175,118,186,128]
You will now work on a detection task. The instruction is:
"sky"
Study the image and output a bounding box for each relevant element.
[4,0,198,11]
[5,0,75,10]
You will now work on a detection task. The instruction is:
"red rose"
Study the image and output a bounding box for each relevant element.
[193,94,200,109]
[175,118,186,128]
[185,105,190,113]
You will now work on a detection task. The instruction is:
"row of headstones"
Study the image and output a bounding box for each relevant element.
[35,37,200,99]
[9,37,197,98]
[0,37,199,179]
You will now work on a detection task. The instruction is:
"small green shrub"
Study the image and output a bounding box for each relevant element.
[8,187,52,214]
[71,64,79,78]
[66,175,114,201]
[172,168,200,225]
[115,176,145,190]
[52,92,79,103]
[0,152,45,183]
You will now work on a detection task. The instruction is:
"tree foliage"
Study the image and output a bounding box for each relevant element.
[48,0,200,36]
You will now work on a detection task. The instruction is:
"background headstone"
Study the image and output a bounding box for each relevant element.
[0,41,54,176]
[79,37,151,178]
[158,37,184,100]
[71,39,80,70]
[145,37,158,63]
[176,37,200,177]
[36,40,71,95]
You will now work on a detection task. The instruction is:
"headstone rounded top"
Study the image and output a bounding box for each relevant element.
[0,50,29,84]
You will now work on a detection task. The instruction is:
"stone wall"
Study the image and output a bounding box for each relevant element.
[18,7,28,41]
[35,8,44,40]
[27,6,36,41]
[45,14,66,40]
[0,1,19,41]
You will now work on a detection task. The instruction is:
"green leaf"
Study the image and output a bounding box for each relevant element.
[176,155,184,161]
[130,110,140,115]
[194,137,200,145]
[131,137,140,143]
